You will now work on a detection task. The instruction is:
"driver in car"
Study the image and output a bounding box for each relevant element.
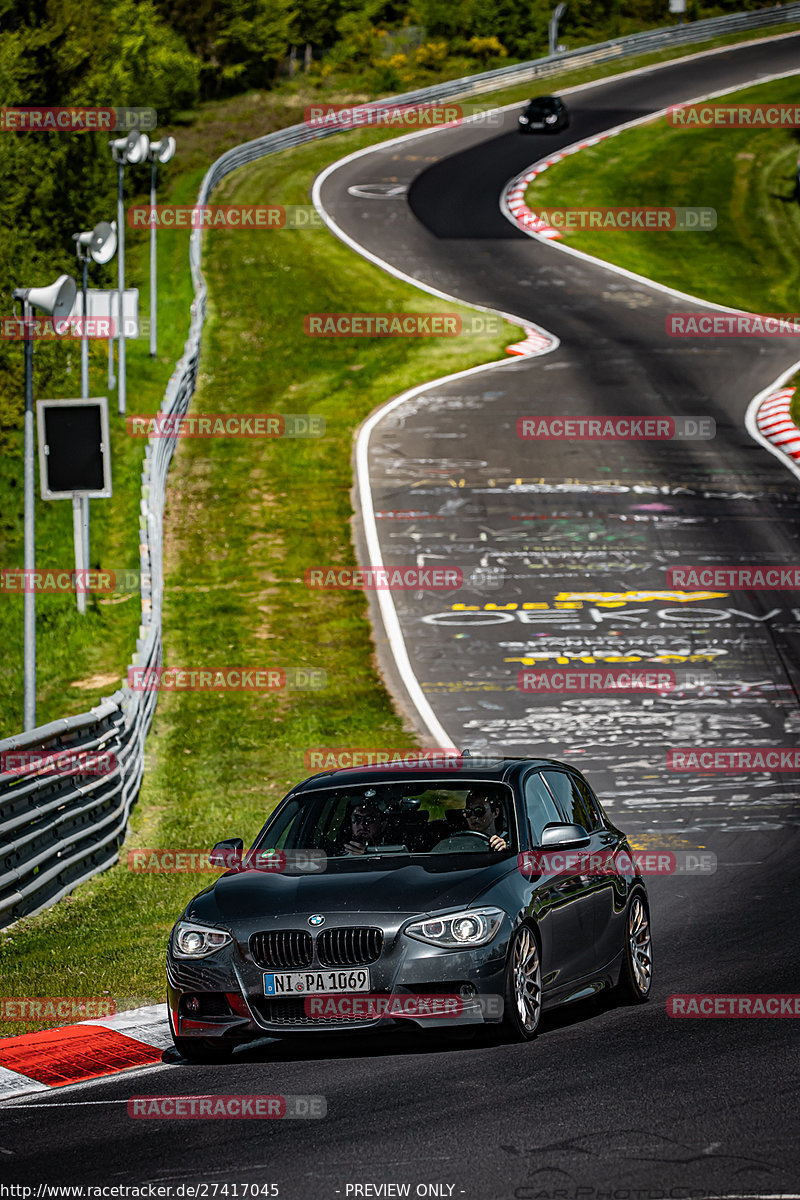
[343,803,391,855]
[462,789,509,852]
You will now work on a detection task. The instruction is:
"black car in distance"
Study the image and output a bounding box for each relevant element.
[166,756,652,1060]
[518,94,570,133]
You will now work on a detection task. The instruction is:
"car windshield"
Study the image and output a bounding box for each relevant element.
[254,780,518,860]
[526,98,558,114]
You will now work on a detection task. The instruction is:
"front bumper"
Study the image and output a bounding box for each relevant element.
[167,915,509,1039]
[518,121,562,133]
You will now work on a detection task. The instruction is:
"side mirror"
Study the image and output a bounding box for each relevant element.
[539,823,590,850]
[209,838,243,869]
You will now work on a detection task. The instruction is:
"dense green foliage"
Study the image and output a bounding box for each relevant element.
[0,0,198,454]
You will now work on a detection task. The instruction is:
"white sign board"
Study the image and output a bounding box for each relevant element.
[70,289,140,338]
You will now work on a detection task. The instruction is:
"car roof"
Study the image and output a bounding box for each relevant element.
[527,95,561,103]
[291,756,577,794]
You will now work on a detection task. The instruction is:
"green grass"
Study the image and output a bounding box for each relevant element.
[3,23,800,1032]
[3,21,799,739]
[0,171,199,735]
[522,76,800,313]
[0,130,519,1032]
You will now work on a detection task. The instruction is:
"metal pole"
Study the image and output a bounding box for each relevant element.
[81,494,90,575]
[150,158,157,357]
[116,159,126,414]
[549,2,566,55]
[80,257,89,398]
[72,495,87,615]
[79,255,90,595]
[22,300,36,731]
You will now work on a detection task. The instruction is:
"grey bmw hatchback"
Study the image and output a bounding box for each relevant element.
[166,756,652,1060]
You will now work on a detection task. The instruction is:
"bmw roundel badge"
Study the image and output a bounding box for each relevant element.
[308,914,325,927]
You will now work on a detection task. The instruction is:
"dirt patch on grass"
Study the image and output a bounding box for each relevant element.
[71,672,123,691]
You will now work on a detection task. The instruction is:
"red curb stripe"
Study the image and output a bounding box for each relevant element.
[0,1024,163,1087]
[756,386,800,462]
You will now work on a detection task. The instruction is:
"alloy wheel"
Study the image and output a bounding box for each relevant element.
[628,895,652,996]
[512,926,542,1032]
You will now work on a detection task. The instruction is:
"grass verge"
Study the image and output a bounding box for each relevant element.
[0,172,199,736]
[0,129,518,1031]
[2,23,798,738]
[789,378,800,428]
[522,76,800,313]
[2,25,800,1031]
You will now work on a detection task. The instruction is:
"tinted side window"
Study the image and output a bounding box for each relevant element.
[571,775,603,830]
[540,770,599,832]
[523,772,562,845]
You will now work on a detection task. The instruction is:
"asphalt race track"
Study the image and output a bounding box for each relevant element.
[2,34,799,1199]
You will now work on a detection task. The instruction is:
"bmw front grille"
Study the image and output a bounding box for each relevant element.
[249,927,384,969]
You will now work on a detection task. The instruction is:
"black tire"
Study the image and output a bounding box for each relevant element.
[616,891,653,1004]
[502,925,542,1042]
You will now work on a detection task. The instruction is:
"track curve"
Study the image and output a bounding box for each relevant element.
[2,35,800,1196]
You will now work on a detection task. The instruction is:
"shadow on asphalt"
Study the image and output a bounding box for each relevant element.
[161,988,631,1067]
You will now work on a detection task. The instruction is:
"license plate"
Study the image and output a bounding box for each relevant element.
[263,969,371,996]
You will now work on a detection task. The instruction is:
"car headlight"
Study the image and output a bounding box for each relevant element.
[545,114,558,124]
[519,116,529,123]
[405,907,504,948]
[173,920,232,958]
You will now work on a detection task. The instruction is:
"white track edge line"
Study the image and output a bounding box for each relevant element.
[313,42,800,744]
[4,29,798,1072]
[500,67,800,311]
[311,121,562,749]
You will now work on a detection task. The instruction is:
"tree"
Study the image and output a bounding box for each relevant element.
[0,0,200,452]
[213,0,294,89]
